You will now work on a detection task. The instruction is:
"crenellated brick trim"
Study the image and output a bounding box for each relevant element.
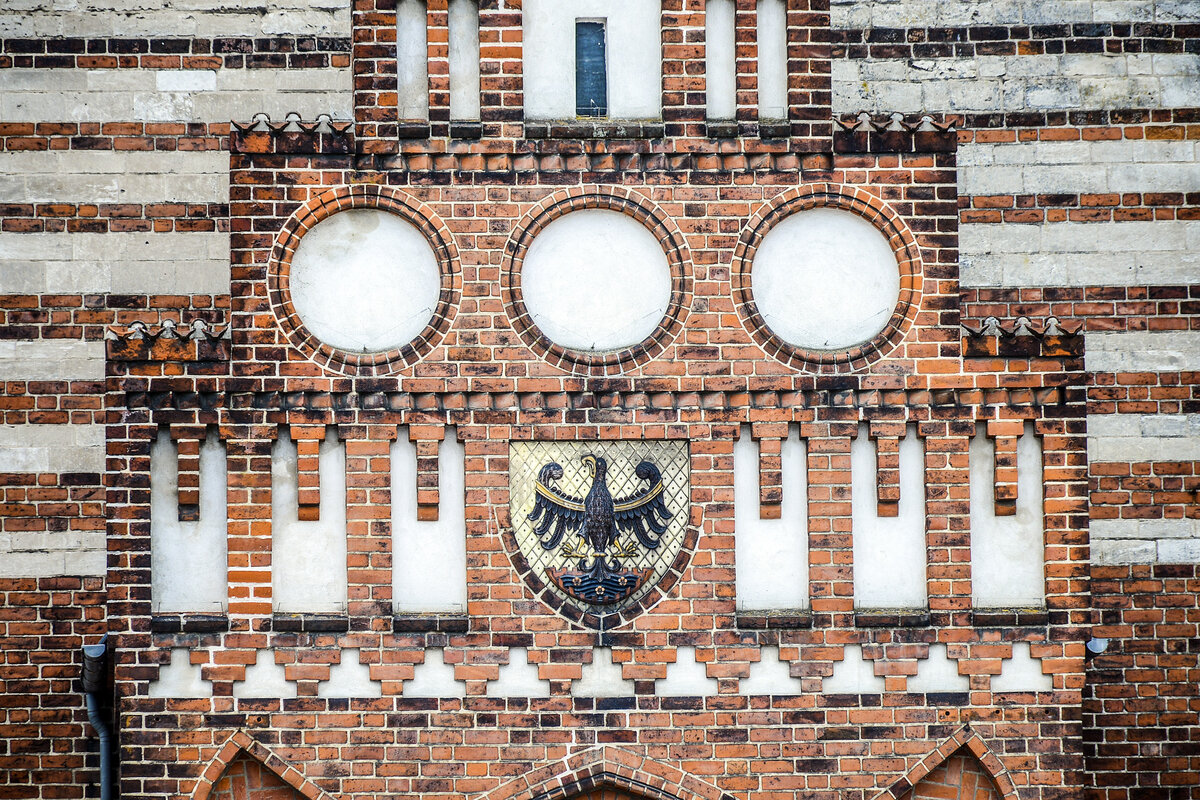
[732,184,923,373]
[501,186,694,376]
[267,183,461,376]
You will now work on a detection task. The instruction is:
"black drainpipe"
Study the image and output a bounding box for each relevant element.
[81,635,113,800]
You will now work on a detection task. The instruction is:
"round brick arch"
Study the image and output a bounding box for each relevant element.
[733,183,924,373]
[502,186,695,376]
[474,746,728,800]
[268,183,462,376]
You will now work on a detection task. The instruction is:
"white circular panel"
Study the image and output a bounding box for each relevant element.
[520,209,672,352]
[288,209,441,353]
[751,208,901,351]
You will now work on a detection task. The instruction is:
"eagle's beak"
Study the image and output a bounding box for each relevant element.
[581,454,596,475]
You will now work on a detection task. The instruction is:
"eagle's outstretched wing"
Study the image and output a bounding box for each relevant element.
[612,461,672,549]
[527,462,585,550]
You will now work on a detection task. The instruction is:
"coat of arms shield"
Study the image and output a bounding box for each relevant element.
[508,440,691,625]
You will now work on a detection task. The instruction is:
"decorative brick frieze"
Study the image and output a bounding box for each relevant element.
[834,114,958,154]
[106,319,231,363]
[960,316,1084,359]
[229,115,354,155]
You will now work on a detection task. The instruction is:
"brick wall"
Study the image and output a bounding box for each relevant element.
[0,1,1197,798]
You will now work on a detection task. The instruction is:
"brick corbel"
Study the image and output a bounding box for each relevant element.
[409,425,447,521]
[751,422,788,519]
[986,418,1025,516]
[290,425,326,521]
[868,421,907,518]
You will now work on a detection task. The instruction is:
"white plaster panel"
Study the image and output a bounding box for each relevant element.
[234,649,297,699]
[958,139,1200,196]
[705,0,736,120]
[907,644,970,692]
[657,646,719,696]
[319,649,382,697]
[751,208,900,351]
[150,431,228,614]
[1085,331,1200,373]
[405,649,466,697]
[0,150,227,205]
[971,424,1045,609]
[449,0,481,121]
[574,647,635,696]
[396,0,430,120]
[0,231,230,295]
[271,429,348,614]
[489,648,551,697]
[520,209,671,352]
[756,0,789,120]
[851,426,927,610]
[392,430,468,614]
[0,0,349,38]
[148,648,212,698]
[830,0,1178,27]
[0,340,105,382]
[833,54,1200,114]
[991,642,1054,693]
[0,423,105,473]
[742,646,803,695]
[959,221,1200,288]
[1088,414,1200,463]
[0,68,351,122]
[289,209,441,354]
[1091,538,1159,564]
[734,426,809,611]
[522,0,662,120]
[822,645,885,694]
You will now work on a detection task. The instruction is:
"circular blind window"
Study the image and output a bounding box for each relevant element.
[288,209,441,354]
[519,209,671,353]
[750,207,901,351]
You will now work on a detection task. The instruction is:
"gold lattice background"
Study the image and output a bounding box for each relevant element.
[509,440,690,614]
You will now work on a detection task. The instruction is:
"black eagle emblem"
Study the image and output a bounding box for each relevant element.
[528,454,672,557]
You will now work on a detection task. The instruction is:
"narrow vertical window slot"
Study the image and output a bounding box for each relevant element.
[705,0,736,121]
[397,0,430,121]
[575,20,608,117]
[756,0,788,122]
[449,0,481,122]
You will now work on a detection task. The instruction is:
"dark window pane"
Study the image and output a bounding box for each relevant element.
[575,21,607,117]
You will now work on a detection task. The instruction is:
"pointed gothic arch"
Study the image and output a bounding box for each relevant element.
[474,746,728,800]
[873,728,1018,800]
[190,730,336,800]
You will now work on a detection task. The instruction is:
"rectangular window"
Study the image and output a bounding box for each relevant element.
[575,20,608,117]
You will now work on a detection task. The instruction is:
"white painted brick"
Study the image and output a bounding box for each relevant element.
[0,340,105,382]
[0,424,105,473]
[833,53,1200,115]
[832,0,1176,28]
[0,150,227,205]
[1088,414,1200,463]
[0,0,349,38]
[0,548,106,578]
[0,68,351,123]
[960,221,1200,287]
[0,231,230,295]
[1086,332,1200,373]
[1092,518,1200,540]
[1091,539,1157,565]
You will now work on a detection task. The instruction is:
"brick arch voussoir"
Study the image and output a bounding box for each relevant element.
[873,728,1018,800]
[475,746,728,800]
[190,730,336,800]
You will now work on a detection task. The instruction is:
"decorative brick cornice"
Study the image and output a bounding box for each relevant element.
[230,113,354,154]
[961,316,1084,359]
[834,113,958,153]
[106,319,230,362]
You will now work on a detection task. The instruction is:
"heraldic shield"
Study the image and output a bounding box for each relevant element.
[508,440,691,623]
